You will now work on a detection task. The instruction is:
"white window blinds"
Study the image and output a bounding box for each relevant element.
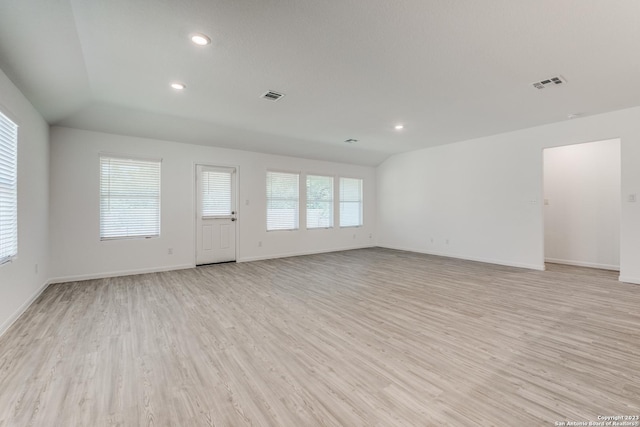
[100,156,161,240]
[201,170,232,216]
[340,177,363,227]
[266,171,299,231]
[0,111,18,264]
[306,175,333,229]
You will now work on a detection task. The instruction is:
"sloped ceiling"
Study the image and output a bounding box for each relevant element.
[1,0,639,165]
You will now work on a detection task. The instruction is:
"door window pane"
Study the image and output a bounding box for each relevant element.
[202,170,232,216]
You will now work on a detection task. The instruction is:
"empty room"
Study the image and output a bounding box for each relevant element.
[1,1,639,426]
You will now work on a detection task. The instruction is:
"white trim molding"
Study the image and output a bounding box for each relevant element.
[0,279,51,338]
[378,244,546,271]
[618,276,640,285]
[545,257,620,271]
[49,263,195,284]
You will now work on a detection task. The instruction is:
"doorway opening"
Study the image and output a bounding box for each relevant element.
[543,138,621,271]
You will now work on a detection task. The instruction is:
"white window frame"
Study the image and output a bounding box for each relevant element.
[99,154,162,240]
[339,177,364,228]
[266,170,300,231]
[306,174,334,229]
[0,110,18,265]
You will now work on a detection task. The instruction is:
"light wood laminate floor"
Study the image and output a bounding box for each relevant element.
[1,248,639,426]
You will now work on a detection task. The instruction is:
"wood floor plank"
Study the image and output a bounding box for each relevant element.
[1,248,639,426]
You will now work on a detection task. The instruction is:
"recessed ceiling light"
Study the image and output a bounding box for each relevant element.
[171,82,186,90]
[191,33,211,46]
[567,113,581,119]
[395,124,404,130]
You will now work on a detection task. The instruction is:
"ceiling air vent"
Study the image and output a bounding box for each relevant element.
[532,75,566,90]
[261,90,285,101]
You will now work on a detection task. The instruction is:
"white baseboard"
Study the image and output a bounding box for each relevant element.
[0,279,51,338]
[618,276,640,285]
[238,244,376,263]
[50,248,376,282]
[48,263,195,284]
[378,244,546,271]
[544,257,620,271]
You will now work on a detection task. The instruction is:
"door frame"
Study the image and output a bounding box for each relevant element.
[193,162,240,265]
[540,137,621,272]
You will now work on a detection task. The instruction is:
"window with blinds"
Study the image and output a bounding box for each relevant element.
[0,111,18,264]
[340,177,363,227]
[201,169,232,216]
[100,156,161,240]
[266,171,299,231]
[306,175,333,229]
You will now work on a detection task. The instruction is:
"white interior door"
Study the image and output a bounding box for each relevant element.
[196,165,237,264]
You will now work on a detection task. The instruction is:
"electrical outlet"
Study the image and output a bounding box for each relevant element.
[34,264,38,274]
[445,238,449,245]
[258,241,262,247]
[168,248,173,255]
[629,194,637,203]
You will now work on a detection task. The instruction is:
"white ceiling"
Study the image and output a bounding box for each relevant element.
[1,0,639,166]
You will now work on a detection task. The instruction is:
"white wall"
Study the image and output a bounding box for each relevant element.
[377,106,640,284]
[49,127,376,282]
[544,139,620,270]
[0,69,50,335]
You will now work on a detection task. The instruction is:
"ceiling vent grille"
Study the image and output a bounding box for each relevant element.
[532,75,566,90]
[261,90,285,101]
